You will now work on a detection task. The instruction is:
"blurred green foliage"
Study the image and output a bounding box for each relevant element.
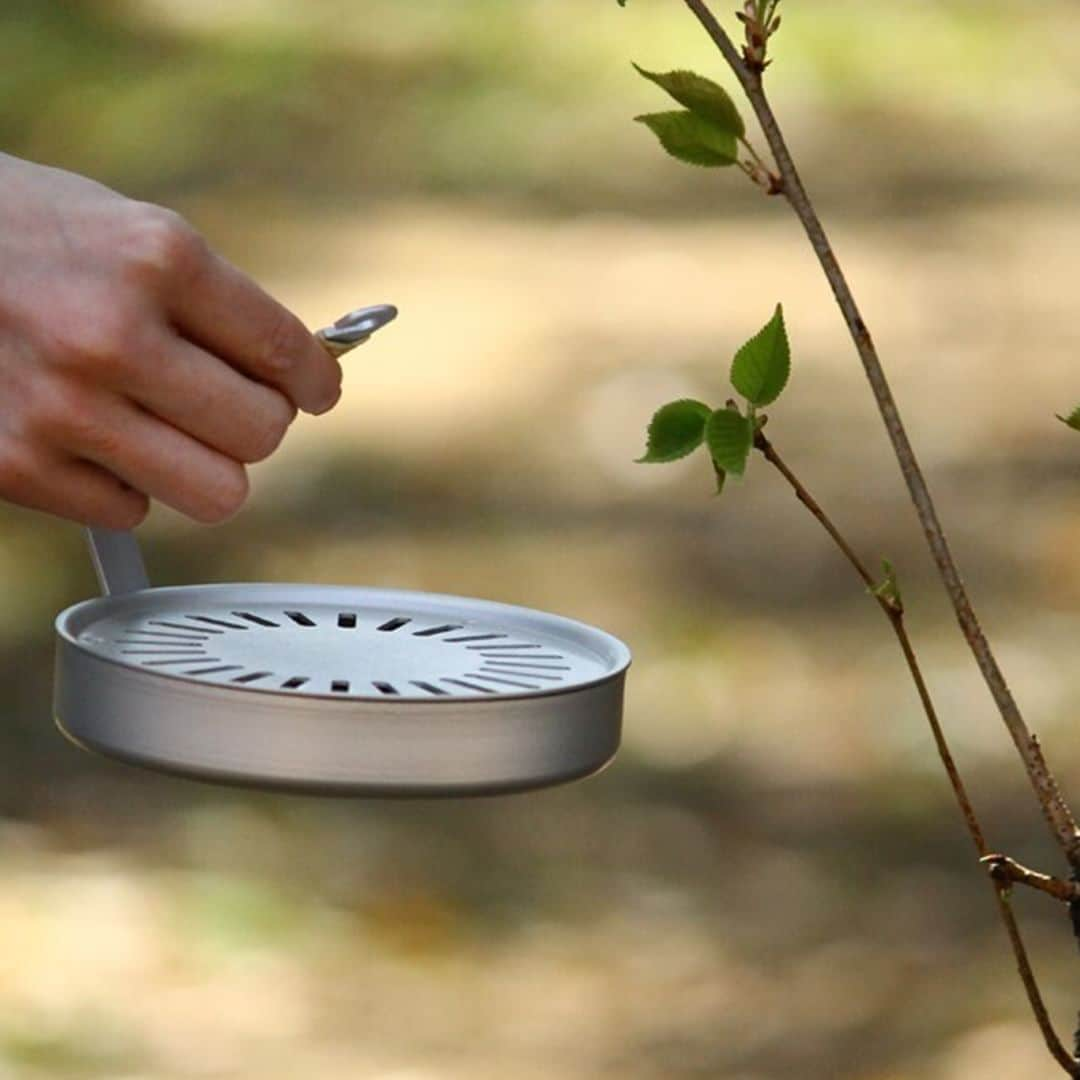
[1,0,1076,213]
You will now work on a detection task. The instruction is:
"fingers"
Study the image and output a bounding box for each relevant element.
[0,444,149,530]
[168,250,342,415]
[29,382,250,524]
[117,331,297,466]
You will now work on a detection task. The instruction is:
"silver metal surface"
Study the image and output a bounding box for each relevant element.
[85,528,149,596]
[54,302,630,796]
[317,304,399,356]
[55,584,628,795]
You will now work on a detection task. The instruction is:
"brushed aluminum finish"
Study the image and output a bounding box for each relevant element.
[54,583,629,795]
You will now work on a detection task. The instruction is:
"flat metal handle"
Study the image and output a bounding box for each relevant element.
[85,527,150,596]
[84,303,399,597]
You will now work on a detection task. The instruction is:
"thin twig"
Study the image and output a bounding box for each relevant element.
[736,158,763,188]
[994,888,1080,1076]
[738,136,774,181]
[754,431,1077,1075]
[680,0,1080,874]
[754,432,876,593]
[755,432,987,857]
[984,855,1080,905]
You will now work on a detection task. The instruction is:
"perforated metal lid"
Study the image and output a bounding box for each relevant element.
[54,584,629,795]
[59,584,627,701]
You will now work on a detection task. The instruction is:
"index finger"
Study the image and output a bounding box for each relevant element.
[169,251,343,415]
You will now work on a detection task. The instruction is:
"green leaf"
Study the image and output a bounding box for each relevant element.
[730,304,790,407]
[632,65,745,139]
[705,406,753,477]
[634,110,737,168]
[1056,405,1080,431]
[636,399,713,463]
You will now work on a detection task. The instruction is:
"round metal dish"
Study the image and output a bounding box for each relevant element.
[54,583,630,796]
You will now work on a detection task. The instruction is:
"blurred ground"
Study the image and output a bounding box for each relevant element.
[1,1,1080,1078]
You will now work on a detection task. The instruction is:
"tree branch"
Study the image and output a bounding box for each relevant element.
[994,888,1080,1076]
[984,854,1080,905]
[754,431,1077,1076]
[755,433,988,856]
[680,0,1080,872]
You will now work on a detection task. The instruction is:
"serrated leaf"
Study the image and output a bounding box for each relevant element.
[634,110,737,168]
[730,304,790,407]
[1056,406,1080,431]
[632,65,745,139]
[705,407,753,477]
[636,399,712,463]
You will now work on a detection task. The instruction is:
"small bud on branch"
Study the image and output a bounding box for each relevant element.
[737,0,782,73]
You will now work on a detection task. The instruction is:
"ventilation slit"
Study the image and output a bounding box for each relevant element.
[482,661,572,671]
[480,666,561,681]
[411,681,449,696]
[413,624,462,638]
[118,638,208,647]
[466,643,543,651]
[143,656,221,666]
[185,664,243,676]
[337,613,357,629]
[284,611,316,627]
[118,642,204,650]
[478,653,566,661]
[377,617,411,632]
[442,633,506,644]
[123,629,209,641]
[122,648,206,655]
[282,676,309,689]
[442,678,496,694]
[469,673,540,690]
[373,681,399,695]
[190,615,250,630]
[233,611,280,628]
[232,671,272,684]
[151,620,223,635]
[331,680,350,693]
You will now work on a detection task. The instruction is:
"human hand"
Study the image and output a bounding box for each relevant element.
[0,153,343,528]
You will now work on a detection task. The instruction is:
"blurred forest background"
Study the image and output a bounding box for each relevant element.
[1,1,1080,1077]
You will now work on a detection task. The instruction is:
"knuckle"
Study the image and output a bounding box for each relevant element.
[24,379,78,435]
[0,443,36,503]
[120,205,204,280]
[242,395,295,464]
[258,307,308,373]
[47,305,141,375]
[195,462,249,524]
[31,383,121,456]
[73,417,124,459]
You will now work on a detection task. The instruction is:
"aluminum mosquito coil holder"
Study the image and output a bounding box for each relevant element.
[52,305,631,796]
